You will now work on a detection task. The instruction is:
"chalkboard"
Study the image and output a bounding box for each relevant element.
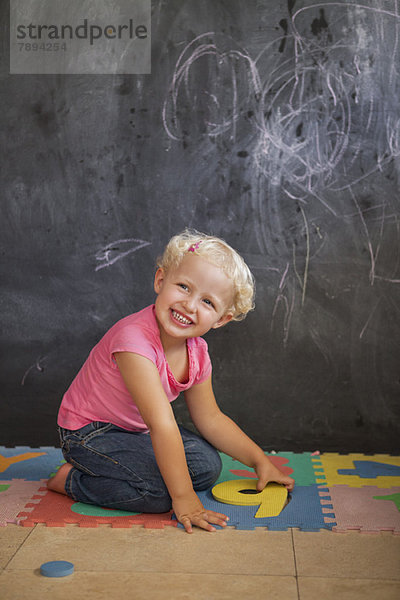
[1,0,399,452]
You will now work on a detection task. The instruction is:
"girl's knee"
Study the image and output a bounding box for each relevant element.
[209,447,222,477]
[192,447,222,491]
[103,489,172,514]
[148,494,172,514]
[180,427,223,490]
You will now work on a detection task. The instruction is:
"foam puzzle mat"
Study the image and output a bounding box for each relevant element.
[0,447,399,533]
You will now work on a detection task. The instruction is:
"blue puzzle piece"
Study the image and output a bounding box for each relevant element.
[175,485,335,531]
[338,461,400,479]
[0,447,64,481]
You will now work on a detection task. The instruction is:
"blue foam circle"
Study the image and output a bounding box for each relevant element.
[40,560,74,577]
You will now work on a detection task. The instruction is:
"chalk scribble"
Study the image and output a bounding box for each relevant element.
[21,356,46,386]
[163,0,400,344]
[95,238,151,271]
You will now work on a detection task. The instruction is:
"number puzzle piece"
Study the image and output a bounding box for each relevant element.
[0,480,47,526]
[215,454,249,484]
[18,491,176,528]
[70,502,140,517]
[329,486,400,533]
[196,484,335,531]
[0,452,46,474]
[0,447,65,481]
[373,493,400,511]
[316,454,400,488]
[274,452,319,486]
[211,479,288,518]
[338,461,400,479]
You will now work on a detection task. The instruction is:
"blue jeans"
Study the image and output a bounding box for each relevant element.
[59,422,222,513]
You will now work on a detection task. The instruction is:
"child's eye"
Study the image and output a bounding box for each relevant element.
[178,283,188,291]
[203,298,214,308]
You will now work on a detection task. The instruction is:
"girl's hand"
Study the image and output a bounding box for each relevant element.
[254,456,295,492]
[172,491,229,533]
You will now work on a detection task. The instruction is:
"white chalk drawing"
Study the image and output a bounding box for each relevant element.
[21,356,46,386]
[95,238,151,271]
[163,1,400,344]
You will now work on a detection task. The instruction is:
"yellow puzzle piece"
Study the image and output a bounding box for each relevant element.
[212,479,288,518]
[314,453,400,488]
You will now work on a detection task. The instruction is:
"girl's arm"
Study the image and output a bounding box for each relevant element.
[114,352,229,532]
[184,377,294,492]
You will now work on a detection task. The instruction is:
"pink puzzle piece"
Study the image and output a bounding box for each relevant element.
[18,490,177,529]
[0,480,47,526]
[326,486,400,534]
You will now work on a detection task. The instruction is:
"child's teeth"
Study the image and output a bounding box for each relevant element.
[173,310,191,324]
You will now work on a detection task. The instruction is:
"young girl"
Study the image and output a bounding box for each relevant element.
[48,229,294,533]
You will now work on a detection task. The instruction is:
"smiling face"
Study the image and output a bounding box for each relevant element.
[154,253,234,349]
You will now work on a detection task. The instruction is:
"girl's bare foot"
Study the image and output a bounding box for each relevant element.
[46,463,73,495]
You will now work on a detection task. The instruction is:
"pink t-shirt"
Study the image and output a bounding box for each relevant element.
[57,304,212,432]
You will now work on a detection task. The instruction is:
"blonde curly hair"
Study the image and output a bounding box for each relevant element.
[157,229,255,321]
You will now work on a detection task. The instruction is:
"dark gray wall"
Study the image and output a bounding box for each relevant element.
[1,0,399,451]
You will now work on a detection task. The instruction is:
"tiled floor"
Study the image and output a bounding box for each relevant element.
[0,524,399,599]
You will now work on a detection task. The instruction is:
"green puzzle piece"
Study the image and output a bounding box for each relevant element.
[70,502,140,517]
[217,452,319,487]
[216,453,250,484]
[0,484,10,492]
[373,493,400,511]
[271,452,320,487]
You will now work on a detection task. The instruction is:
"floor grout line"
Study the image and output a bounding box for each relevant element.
[294,575,400,582]
[3,524,38,570]
[290,528,301,600]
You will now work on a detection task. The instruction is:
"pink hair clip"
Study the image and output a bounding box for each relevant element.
[188,241,202,252]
